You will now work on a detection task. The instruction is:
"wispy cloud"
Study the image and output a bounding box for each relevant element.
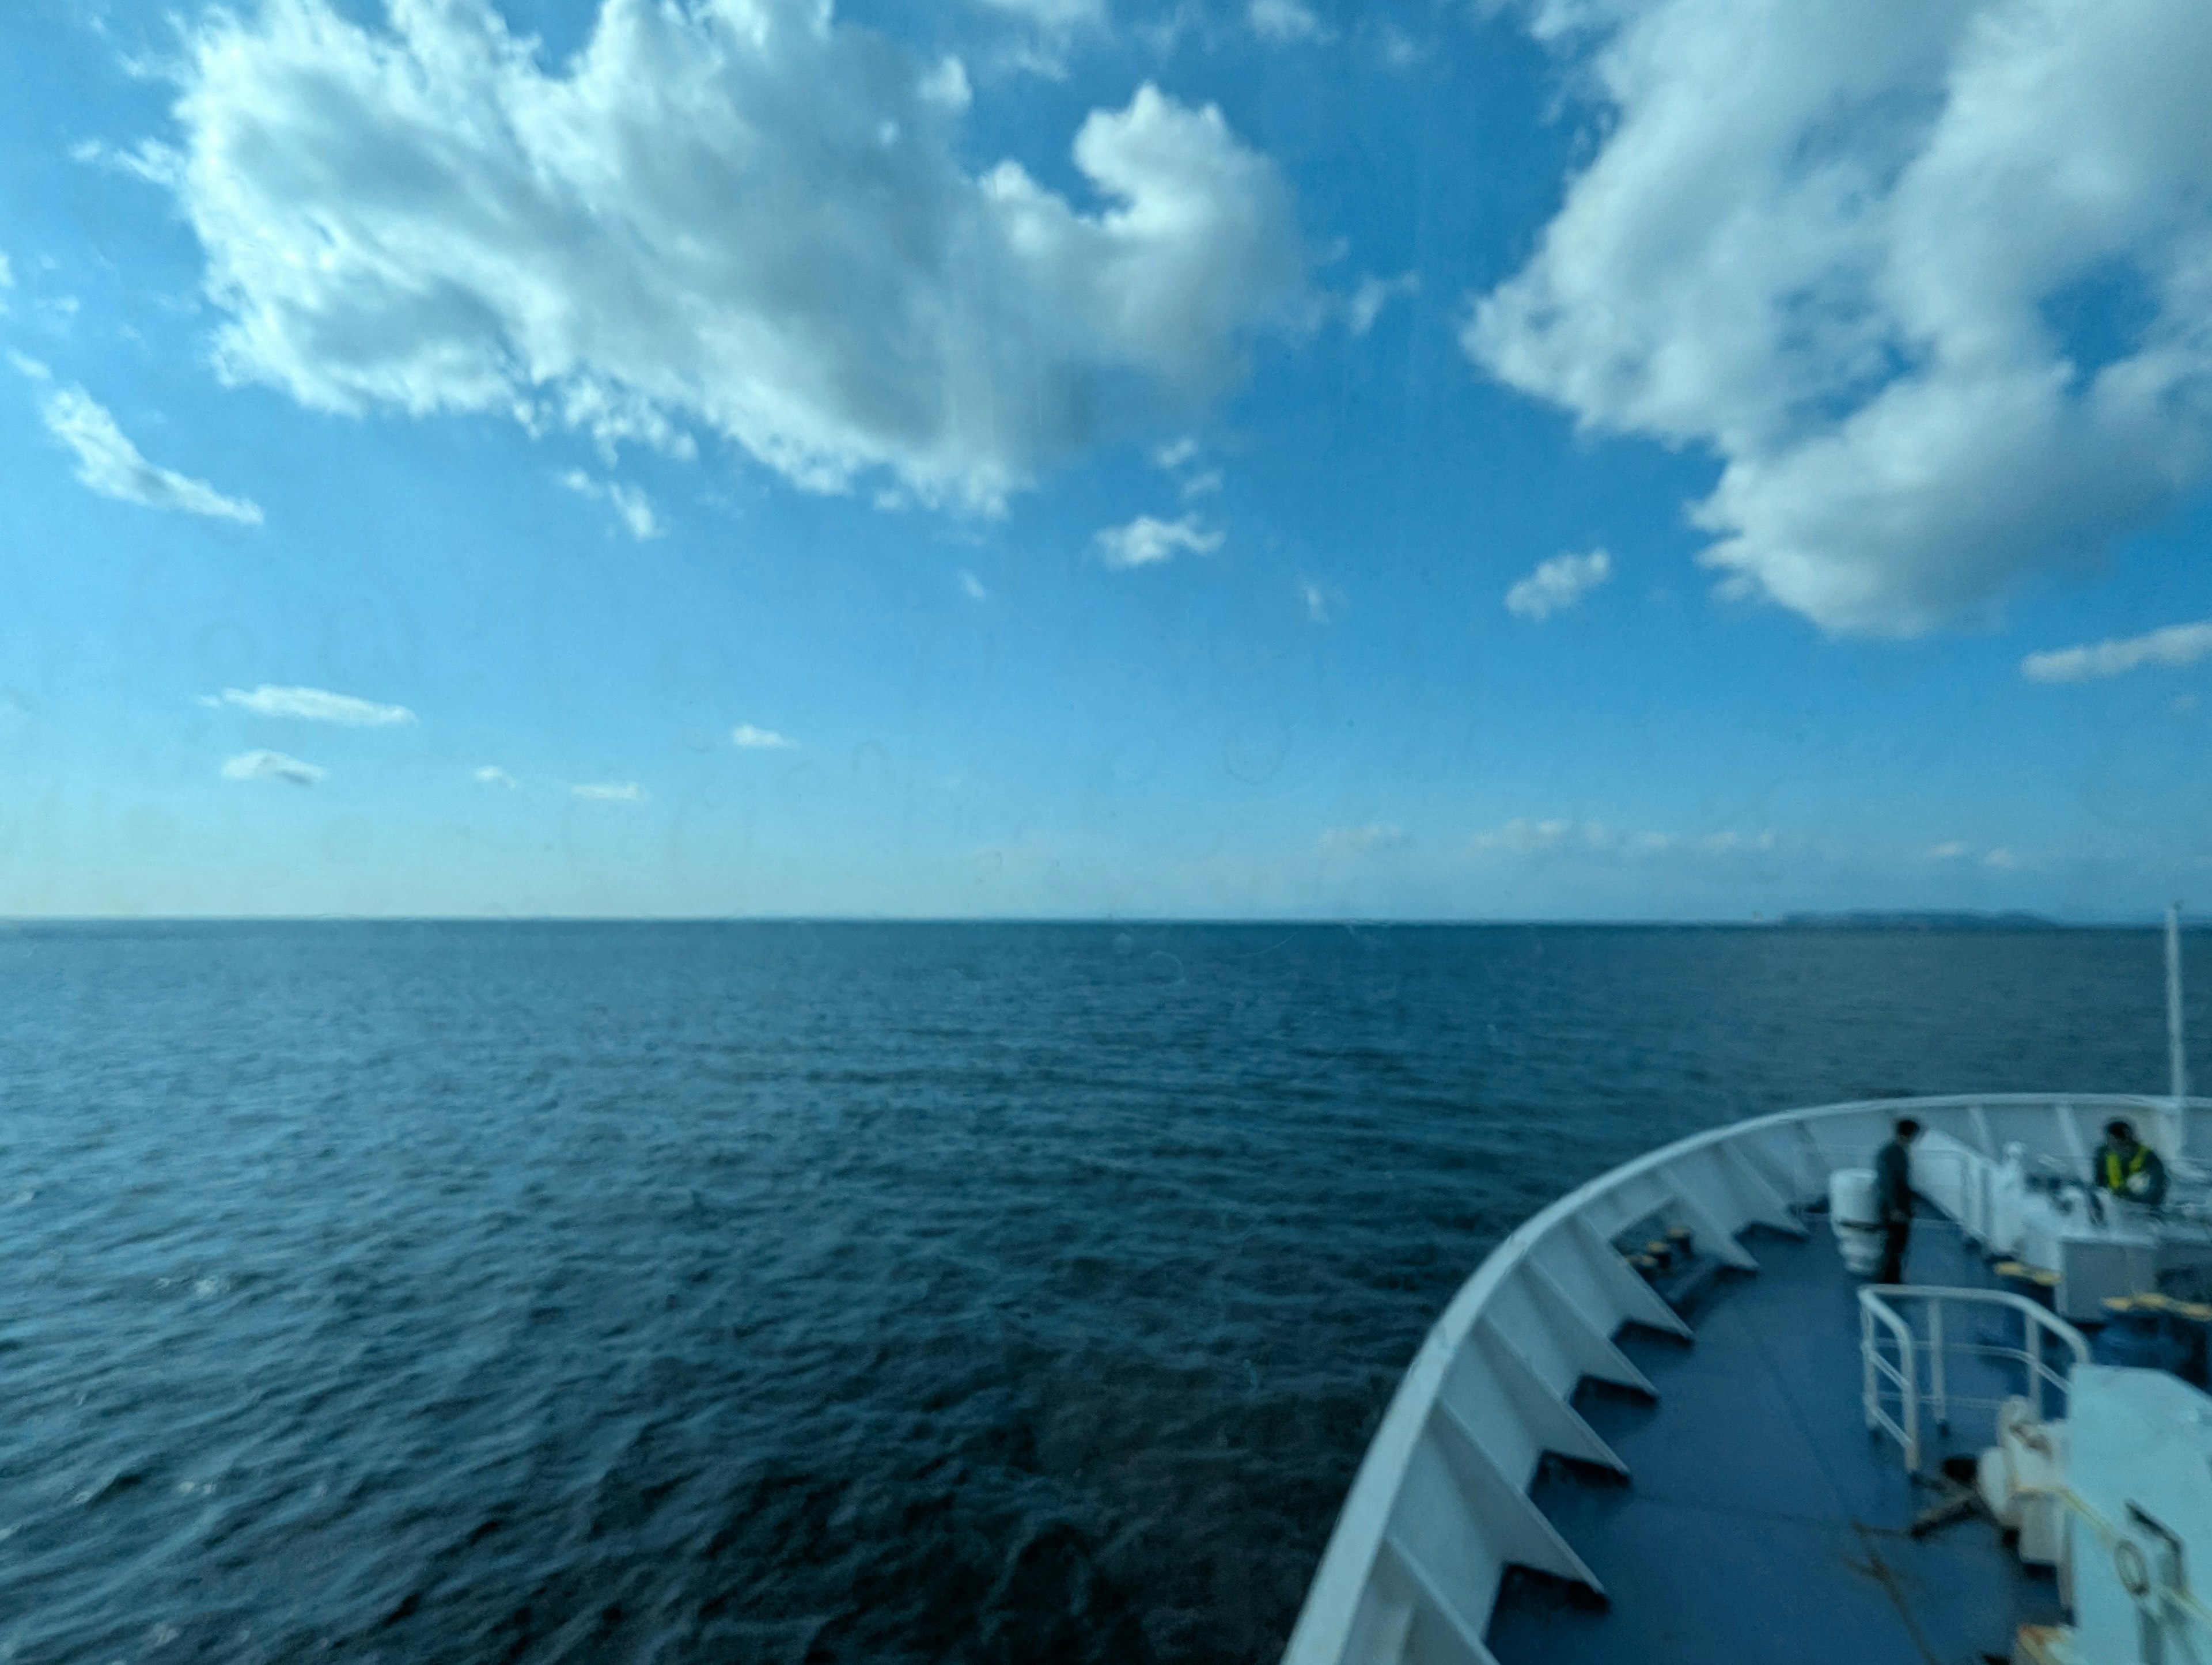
[558,469,662,540]
[1505,549,1611,621]
[1298,578,1343,623]
[958,569,989,602]
[1319,822,1405,856]
[1250,0,1331,45]
[1471,818,1780,860]
[472,765,518,787]
[204,685,416,726]
[38,386,262,525]
[732,724,798,750]
[1179,468,1223,502]
[9,351,50,381]
[572,782,645,802]
[69,138,184,186]
[2021,620,2212,684]
[221,749,326,786]
[1346,271,1419,336]
[1093,513,1222,571]
[1152,436,1200,472]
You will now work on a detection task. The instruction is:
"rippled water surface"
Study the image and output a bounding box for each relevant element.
[0,922,2198,1663]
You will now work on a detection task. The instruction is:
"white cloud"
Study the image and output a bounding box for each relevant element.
[1927,840,1971,860]
[221,749,326,786]
[2021,619,2212,683]
[473,765,519,787]
[1468,0,2212,636]
[1471,817,1782,862]
[1180,468,1222,500]
[1319,822,1405,855]
[9,351,51,382]
[154,2,1306,513]
[69,138,183,187]
[732,724,798,750]
[208,685,415,726]
[37,386,263,524]
[1347,271,1419,336]
[1251,0,1331,45]
[572,781,645,802]
[558,469,662,540]
[918,55,972,112]
[1093,512,1223,570]
[1504,548,1610,620]
[975,0,1105,26]
[1371,22,1429,71]
[958,568,989,601]
[1298,577,1342,623]
[1152,435,1201,471]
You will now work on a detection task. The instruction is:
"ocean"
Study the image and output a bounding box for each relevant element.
[0,921,2196,1663]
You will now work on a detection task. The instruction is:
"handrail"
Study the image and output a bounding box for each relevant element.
[1858,1286,2089,1475]
[1282,1093,2212,1665]
[1859,1288,1921,1469]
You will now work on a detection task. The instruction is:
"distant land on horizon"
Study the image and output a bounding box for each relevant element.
[1772,909,2062,930]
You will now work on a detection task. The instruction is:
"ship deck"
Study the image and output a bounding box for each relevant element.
[1485,1209,2065,1665]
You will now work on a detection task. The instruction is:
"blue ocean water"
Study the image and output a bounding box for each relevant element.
[0,921,2197,1663]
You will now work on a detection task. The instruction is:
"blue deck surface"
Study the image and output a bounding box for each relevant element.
[1486,1212,2066,1665]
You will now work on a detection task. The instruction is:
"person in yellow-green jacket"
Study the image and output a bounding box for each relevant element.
[2092,1118,2168,1207]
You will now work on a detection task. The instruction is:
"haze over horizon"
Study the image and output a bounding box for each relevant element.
[6,0,2212,920]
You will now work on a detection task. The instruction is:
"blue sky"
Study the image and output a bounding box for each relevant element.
[3,0,2210,919]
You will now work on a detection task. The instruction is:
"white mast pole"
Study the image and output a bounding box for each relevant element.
[2168,901,2188,1158]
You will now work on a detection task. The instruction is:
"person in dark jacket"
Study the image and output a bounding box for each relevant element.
[2092,1118,2168,1206]
[1874,1117,1921,1284]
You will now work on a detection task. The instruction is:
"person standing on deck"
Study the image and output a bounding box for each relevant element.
[2092,1118,2168,1206]
[1875,1118,1921,1284]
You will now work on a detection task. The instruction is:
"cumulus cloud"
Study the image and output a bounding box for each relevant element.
[221,749,326,785]
[153,0,1307,513]
[572,781,645,802]
[37,386,263,524]
[1347,270,1418,336]
[205,685,416,726]
[558,469,662,540]
[1319,821,1404,855]
[1093,512,1223,569]
[2021,619,2212,683]
[732,724,798,750]
[473,764,519,787]
[1468,0,2212,636]
[1251,0,1331,44]
[1505,548,1610,620]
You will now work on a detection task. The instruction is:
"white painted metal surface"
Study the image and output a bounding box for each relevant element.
[1281,1094,2212,1665]
[2065,1364,2212,1662]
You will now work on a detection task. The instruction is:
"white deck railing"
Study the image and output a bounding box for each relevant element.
[1280,1093,2209,1665]
[1858,1285,2089,1474]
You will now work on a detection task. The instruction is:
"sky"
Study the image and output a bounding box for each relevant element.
[2,0,2211,920]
